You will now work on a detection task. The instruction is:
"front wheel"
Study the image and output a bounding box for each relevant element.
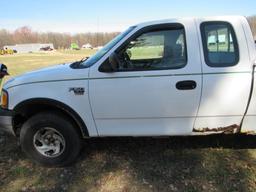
[20,112,82,167]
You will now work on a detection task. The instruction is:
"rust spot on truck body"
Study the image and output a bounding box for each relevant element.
[193,124,239,134]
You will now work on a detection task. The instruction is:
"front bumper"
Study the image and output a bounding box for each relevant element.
[0,108,14,135]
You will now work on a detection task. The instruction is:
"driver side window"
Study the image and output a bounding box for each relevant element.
[117,26,187,71]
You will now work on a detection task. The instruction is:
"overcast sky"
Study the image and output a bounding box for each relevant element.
[0,0,255,33]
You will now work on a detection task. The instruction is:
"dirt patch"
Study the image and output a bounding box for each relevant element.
[1,132,256,192]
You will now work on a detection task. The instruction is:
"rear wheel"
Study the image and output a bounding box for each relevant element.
[20,112,82,167]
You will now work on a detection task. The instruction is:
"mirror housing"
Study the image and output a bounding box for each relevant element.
[108,52,120,72]
[0,63,9,78]
[98,52,120,73]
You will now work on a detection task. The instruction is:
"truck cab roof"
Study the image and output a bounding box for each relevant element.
[136,15,247,27]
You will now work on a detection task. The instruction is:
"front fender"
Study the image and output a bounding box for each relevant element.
[7,80,98,137]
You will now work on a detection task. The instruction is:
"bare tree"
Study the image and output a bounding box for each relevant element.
[248,16,256,40]
[0,26,119,49]
[1,15,256,50]
[0,29,13,48]
[12,26,39,44]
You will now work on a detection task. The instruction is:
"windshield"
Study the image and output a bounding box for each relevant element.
[79,26,136,68]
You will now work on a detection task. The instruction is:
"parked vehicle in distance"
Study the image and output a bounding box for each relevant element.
[82,43,93,49]
[1,16,256,166]
[0,48,14,55]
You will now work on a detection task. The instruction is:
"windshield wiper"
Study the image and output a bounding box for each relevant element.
[71,57,89,68]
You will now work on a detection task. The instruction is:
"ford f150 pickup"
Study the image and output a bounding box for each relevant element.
[1,16,256,166]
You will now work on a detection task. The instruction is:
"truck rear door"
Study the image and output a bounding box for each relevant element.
[194,17,252,130]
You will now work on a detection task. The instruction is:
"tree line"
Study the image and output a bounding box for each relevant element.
[248,15,256,40]
[0,16,256,50]
[0,26,119,49]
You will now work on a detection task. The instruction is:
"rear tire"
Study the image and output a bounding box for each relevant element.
[20,112,82,167]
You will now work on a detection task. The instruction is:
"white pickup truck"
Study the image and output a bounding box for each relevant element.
[1,16,256,166]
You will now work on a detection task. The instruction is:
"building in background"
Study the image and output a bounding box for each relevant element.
[82,43,93,49]
[3,43,54,53]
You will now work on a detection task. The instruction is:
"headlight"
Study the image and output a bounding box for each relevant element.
[1,89,8,109]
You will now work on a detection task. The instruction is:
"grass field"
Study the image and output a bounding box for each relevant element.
[0,50,97,82]
[1,134,256,192]
[1,51,256,192]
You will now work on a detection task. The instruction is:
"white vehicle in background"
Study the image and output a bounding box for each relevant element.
[0,16,256,166]
[82,43,93,49]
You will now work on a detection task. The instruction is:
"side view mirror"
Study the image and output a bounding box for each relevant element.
[99,52,121,73]
[0,63,9,78]
[108,52,120,72]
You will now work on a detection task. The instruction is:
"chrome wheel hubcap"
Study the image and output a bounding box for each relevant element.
[33,127,66,158]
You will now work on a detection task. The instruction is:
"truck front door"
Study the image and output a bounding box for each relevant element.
[89,21,202,136]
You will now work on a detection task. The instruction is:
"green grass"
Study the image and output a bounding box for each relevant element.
[0,49,97,82]
[129,46,163,60]
[11,166,30,177]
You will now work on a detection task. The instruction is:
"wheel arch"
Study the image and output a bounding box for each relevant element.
[13,98,89,138]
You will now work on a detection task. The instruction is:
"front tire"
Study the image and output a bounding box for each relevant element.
[20,112,82,167]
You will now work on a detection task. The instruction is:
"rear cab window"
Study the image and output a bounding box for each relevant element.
[200,21,239,67]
